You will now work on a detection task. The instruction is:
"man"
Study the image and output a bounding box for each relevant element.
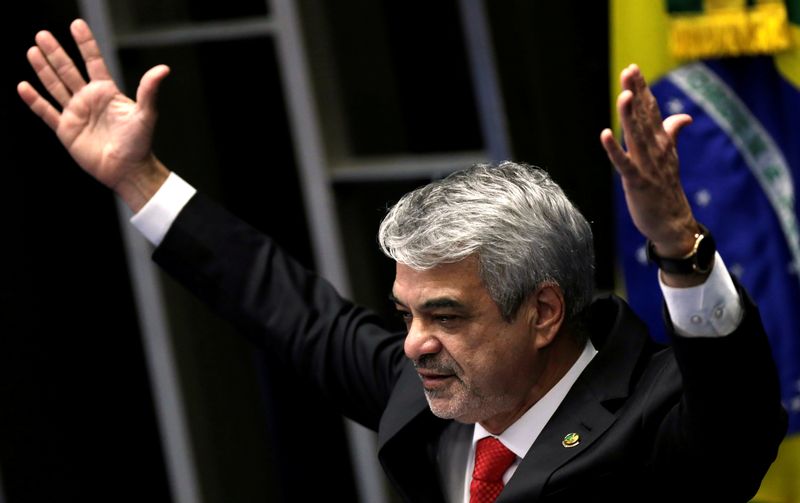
[19,19,786,502]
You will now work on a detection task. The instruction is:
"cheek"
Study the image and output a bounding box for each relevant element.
[468,328,535,385]
[455,341,507,386]
[445,320,533,383]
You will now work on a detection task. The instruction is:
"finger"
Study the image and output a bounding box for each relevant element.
[71,19,112,81]
[617,88,650,157]
[18,81,61,131]
[621,64,664,143]
[662,114,693,142]
[136,65,171,116]
[27,46,72,107]
[622,64,651,108]
[35,29,87,94]
[619,63,638,93]
[628,64,647,96]
[631,68,665,134]
[600,128,637,178]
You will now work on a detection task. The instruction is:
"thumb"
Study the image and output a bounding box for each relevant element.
[662,113,693,142]
[136,64,171,116]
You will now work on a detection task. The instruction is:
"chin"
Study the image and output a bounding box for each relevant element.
[425,393,483,423]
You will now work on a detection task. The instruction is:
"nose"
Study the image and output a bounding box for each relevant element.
[403,319,443,361]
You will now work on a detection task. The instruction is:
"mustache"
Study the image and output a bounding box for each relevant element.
[414,354,458,374]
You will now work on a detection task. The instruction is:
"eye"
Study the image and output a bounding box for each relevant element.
[395,310,413,327]
[434,314,458,325]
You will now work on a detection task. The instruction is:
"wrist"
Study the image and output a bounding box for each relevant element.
[114,156,171,213]
[648,218,701,258]
[647,222,716,286]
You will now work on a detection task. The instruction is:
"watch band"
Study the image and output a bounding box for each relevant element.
[646,223,716,275]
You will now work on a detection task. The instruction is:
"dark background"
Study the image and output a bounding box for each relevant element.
[2,1,611,501]
[4,1,171,501]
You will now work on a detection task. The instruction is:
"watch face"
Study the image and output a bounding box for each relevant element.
[694,229,716,274]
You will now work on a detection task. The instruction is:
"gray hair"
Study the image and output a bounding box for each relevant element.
[378,161,595,323]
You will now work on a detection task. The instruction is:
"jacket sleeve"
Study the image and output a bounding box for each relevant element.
[152,193,407,431]
[650,280,787,500]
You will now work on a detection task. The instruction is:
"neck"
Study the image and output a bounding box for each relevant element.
[479,332,585,435]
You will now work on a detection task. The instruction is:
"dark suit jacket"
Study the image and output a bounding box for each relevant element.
[154,194,787,503]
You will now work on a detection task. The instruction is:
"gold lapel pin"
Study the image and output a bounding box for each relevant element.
[562,432,581,448]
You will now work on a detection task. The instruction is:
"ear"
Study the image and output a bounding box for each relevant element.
[527,283,565,349]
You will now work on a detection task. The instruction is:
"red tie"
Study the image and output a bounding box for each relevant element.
[469,437,517,503]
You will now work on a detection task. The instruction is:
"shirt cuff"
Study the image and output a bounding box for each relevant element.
[130,172,196,246]
[659,252,744,338]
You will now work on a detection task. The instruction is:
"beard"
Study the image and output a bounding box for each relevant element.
[414,353,509,424]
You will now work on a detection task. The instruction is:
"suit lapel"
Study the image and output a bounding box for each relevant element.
[497,379,617,501]
[498,295,654,501]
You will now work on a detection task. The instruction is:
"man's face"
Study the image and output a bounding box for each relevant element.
[392,257,546,432]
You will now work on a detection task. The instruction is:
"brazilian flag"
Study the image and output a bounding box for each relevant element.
[611,1,800,501]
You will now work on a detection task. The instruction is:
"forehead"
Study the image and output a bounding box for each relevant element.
[392,257,488,305]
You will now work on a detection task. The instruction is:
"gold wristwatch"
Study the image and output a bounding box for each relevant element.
[646,223,716,275]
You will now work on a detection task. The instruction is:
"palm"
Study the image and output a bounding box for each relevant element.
[57,80,153,188]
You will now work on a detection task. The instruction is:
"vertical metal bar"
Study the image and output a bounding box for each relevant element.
[267,0,349,290]
[458,0,513,162]
[76,2,202,502]
[268,1,389,502]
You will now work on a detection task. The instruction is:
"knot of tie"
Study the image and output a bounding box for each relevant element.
[469,437,516,503]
